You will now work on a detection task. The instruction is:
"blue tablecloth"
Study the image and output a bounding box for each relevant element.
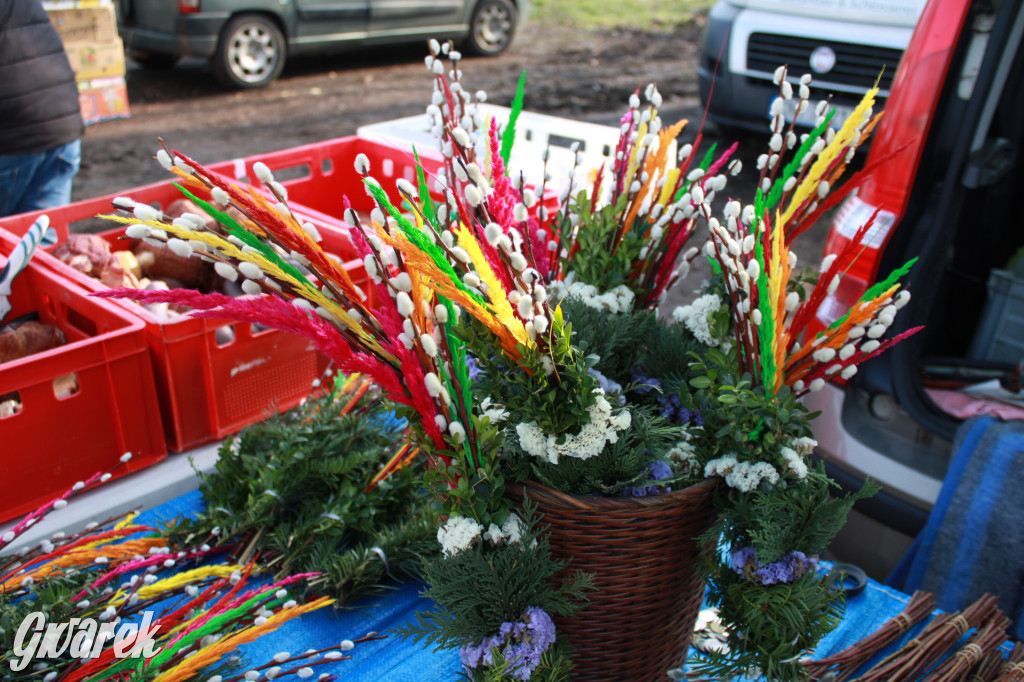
[134,490,924,680]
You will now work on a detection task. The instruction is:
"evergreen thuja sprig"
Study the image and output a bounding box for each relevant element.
[455,313,598,438]
[394,506,594,651]
[559,298,657,383]
[692,566,845,682]
[712,462,878,565]
[162,380,438,605]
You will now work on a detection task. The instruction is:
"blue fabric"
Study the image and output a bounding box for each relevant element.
[887,415,1024,641]
[0,138,80,217]
[134,489,462,679]
[131,491,950,679]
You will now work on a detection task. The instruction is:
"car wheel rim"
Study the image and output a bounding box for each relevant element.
[229,24,279,83]
[474,4,512,50]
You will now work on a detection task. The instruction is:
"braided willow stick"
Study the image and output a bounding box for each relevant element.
[804,590,936,682]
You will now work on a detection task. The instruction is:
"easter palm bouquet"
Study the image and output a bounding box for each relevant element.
[95,42,919,681]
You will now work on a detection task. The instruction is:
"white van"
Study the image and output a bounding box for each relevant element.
[697,0,926,134]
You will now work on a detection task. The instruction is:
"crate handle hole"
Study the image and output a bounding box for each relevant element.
[0,391,22,418]
[382,158,394,177]
[268,163,311,184]
[53,373,79,400]
[214,324,235,346]
[548,134,586,152]
[251,322,272,335]
[64,306,98,339]
[602,143,612,157]
[321,158,333,175]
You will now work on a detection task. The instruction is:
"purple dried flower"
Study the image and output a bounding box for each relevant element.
[588,368,623,396]
[458,607,557,680]
[627,460,674,497]
[731,546,758,573]
[464,355,482,381]
[630,370,662,395]
[731,546,819,585]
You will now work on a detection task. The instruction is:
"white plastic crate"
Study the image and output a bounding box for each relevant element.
[358,104,622,191]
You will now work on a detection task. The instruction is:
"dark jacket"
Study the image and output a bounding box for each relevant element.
[0,0,84,156]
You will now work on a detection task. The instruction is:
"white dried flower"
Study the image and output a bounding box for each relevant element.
[437,516,483,557]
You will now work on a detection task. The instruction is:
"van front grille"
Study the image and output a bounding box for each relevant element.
[747,33,901,91]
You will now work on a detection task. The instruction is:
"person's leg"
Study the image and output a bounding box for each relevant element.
[5,140,82,216]
[0,150,43,218]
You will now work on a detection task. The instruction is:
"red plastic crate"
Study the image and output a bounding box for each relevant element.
[207,135,559,229]
[207,135,445,225]
[0,180,369,453]
[0,231,166,523]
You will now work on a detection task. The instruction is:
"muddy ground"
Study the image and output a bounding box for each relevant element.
[76,19,727,199]
[73,17,827,308]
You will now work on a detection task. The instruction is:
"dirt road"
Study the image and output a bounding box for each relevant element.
[75,21,716,201]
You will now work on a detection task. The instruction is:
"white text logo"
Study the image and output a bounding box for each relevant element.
[10,611,162,671]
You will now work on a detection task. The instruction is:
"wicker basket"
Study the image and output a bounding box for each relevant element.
[507,477,718,682]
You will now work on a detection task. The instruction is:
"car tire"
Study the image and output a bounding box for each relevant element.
[463,0,517,56]
[212,14,286,89]
[131,52,179,69]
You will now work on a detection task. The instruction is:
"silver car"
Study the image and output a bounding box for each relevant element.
[116,0,528,89]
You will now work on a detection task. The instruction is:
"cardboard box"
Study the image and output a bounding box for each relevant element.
[43,0,114,9]
[78,75,130,125]
[48,5,118,45]
[65,38,125,80]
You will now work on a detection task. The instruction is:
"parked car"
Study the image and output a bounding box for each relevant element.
[115,0,528,89]
[697,0,925,135]
[803,0,1024,579]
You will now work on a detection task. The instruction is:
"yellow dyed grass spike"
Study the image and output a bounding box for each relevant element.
[452,225,530,347]
[136,565,243,607]
[781,87,878,227]
[113,513,139,531]
[150,596,335,682]
[657,168,681,208]
[767,212,790,394]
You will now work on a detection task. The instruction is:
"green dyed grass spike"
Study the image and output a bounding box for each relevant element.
[108,587,287,677]
[501,70,527,170]
[674,143,719,202]
[413,147,438,227]
[707,254,722,276]
[363,179,483,304]
[754,185,766,224]
[699,143,719,170]
[862,256,917,302]
[826,256,917,331]
[174,183,318,294]
[438,296,476,469]
[764,109,835,213]
[747,418,766,442]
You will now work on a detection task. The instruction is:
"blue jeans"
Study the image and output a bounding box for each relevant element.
[0,139,81,217]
